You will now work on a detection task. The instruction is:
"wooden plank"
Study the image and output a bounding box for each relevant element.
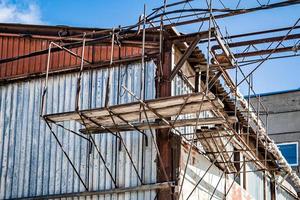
[44,93,219,122]
[18,182,172,200]
[80,117,226,134]
[81,99,222,127]
[197,63,234,72]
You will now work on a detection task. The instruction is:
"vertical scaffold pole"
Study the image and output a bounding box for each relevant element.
[41,42,53,117]
[75,33,86,111]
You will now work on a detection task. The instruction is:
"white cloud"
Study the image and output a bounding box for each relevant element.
[0,1,44,24]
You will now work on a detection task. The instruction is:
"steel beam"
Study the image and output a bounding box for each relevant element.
[80,117,225,134]
[168,29,214,43]
[212,33,300,49]
[233,46,300,58]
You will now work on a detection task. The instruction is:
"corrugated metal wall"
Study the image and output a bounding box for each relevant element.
[276,186,296,200]
[266,176,272,200]
[0,61,157,199]
[0,35,142,80]
[172,74,194,136]
[246,162,264,199]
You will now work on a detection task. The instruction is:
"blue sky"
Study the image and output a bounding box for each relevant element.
[0,0,299,94]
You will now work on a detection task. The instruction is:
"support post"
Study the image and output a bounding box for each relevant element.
[271,174,276,200]
[194,66,200,92]
[156,39,177,200]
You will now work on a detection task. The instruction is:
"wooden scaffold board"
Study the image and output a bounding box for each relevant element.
[44,93,224,133]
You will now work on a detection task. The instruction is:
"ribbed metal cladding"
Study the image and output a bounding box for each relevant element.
[0,35,142,80]
[172,74,194,135]
[0,61,157,199]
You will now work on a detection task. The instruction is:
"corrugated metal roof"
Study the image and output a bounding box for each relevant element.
[0,23,107,37]
[0,34,142,80]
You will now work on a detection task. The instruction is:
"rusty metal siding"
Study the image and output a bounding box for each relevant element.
[0,35,142,80]
[0,61,157,199]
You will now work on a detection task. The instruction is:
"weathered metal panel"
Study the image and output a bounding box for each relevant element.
[246,162,264,200]
[0,35,142,80]
[276,186,296,200]
[172,46,194,138]
[172,74,194,136]
[227,182,254,200]
[0,61,157,199]
[266,176,272,200]
[179,144,225,200]
[179,144,258,200]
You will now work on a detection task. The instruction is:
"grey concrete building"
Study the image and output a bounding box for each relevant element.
[251,88,300,172]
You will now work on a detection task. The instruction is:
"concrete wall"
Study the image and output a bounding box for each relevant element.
[250,90,300,198]
[250,90,300,135]
[179,144,226,200]
[251,90,300,171]
[178,144,260,200]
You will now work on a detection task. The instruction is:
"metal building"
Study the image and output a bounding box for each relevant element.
[0,1,300,199]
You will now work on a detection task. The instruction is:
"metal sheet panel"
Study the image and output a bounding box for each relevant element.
[0,61,157,199]
[276,186,296,200]
[0,35,142,80]
[266,177,272,200]
[246,162,264,200]
[172,74,194,136]
[179,144,225,200]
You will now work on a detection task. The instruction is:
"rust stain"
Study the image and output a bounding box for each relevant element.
[0,35,142,80]
[227,183,254,200]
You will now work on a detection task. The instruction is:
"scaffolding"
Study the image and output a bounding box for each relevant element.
[1,0,300,199]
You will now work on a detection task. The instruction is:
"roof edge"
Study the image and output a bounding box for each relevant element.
[246,88,300,98]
